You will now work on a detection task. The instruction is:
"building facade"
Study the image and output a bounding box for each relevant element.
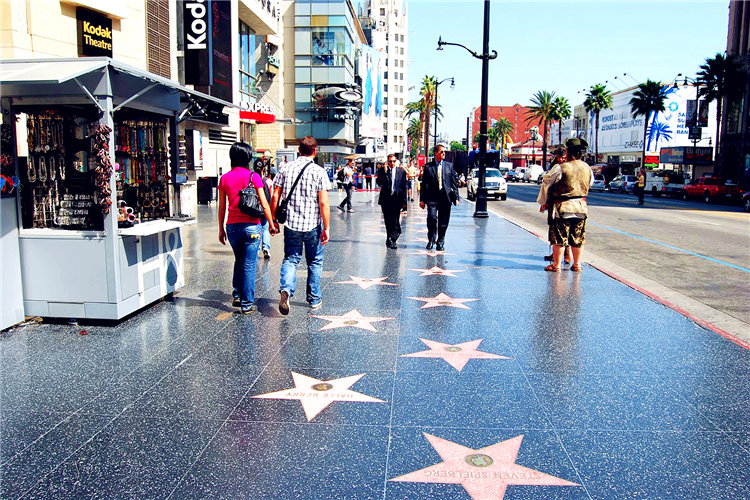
[364,0,407,158]
[721,0,750,185]
[469,104,534,149]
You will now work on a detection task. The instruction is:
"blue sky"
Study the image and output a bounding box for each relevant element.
[397,0,729,142]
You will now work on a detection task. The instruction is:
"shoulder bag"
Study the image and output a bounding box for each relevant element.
[276,161,312,224]
[238,172,264,218]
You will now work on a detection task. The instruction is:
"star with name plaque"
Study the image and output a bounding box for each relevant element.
[407,292,479,310]
[311,309,395,332]
[401,338,510,371]
[390,433,579,499]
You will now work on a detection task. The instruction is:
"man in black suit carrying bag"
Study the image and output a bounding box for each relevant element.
[377,154,408,249]
[419,144,458,251]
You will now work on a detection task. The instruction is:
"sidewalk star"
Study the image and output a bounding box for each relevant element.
[390,433,579,499]
[409,266,464,277]
[251,371,385,421]
[408,292,479,309]
[412,249,454,257]
[401,338,510,371]
[311,309,395,332]
[334,275,399,289]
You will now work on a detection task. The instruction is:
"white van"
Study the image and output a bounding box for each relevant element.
[523,164,544,183]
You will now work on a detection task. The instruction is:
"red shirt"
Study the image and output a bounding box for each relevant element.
[219,167,265,225]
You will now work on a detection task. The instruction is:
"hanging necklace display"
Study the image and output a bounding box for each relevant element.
[27,155,37,183]
[58,153,66,180]
[48,155,56,182]
[38,156,48,183]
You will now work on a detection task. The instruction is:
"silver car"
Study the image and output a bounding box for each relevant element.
[590,174,606,192]
[467,168,508,201]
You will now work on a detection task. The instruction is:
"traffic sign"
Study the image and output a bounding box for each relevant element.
[689,126,702,141]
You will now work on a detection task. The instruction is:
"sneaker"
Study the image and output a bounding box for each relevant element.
[240,304,257,314]
[347,209,355,213]
[232,297,241,307]
[337,206,345,212]
[279,290,290,315]
[263,249,270,259]
[309,300,323,309]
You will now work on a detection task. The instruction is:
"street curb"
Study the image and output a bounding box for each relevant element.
[479,202,750,351]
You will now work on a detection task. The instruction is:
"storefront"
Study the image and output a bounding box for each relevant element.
[0,57,234,321]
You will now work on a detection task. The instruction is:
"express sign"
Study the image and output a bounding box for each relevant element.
[239,102,276,124]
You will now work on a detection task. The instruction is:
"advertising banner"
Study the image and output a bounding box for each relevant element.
[358,45,384,139]
[311,84,362,122]
[587,86,716,156]
[183,0,211,86]
[210,0,232,102]
[685,100,697,128]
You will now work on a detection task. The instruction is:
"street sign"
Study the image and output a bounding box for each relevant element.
[689,126,702,141]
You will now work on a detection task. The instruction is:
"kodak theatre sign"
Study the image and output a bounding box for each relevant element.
[76,8,113,57]
[183,0,211,86]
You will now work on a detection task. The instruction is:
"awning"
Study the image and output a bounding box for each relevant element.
[0,57,237,121]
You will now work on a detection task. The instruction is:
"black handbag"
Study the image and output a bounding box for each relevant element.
[238,172,264,218]
[276,161,312,224]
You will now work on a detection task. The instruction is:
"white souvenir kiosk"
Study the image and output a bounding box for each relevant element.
[0,58,233,321]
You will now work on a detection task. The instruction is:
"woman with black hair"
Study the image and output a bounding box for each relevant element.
[218,142,278,313]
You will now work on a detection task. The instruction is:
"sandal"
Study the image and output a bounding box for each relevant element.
[570,265,583,272]
[544,264,561,273]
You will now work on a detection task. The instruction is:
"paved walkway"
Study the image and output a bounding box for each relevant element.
[2,192,749,499]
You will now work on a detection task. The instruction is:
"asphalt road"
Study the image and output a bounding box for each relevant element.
[479,182,750,326]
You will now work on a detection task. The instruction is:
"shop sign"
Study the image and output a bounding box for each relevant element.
[76,8,113,57]
[660,147,683,164]
[688,126,702,140]
[620,155,637,163]
[183,0,211,86]
[644,155,659,167]
[239,102,276,124]
[210,0,233,102]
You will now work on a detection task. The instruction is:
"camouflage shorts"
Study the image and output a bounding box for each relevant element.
[549,217,586,247]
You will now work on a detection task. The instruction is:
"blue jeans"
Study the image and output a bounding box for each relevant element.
[226,222,261,308]
[280,224,325,304]
[260,218,271,252]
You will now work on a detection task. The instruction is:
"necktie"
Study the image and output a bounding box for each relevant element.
[391,168,396,192]
[437,162,442,191]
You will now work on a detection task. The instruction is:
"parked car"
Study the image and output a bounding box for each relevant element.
[467,168,507,201]
[523,164,544,183]
[608,175,636,193]
[590,174,606,192]
[743,191,750,212]
[682,176,743,203]
[506,170,521,182]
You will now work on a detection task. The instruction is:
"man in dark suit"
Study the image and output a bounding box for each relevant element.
[377,154,408,249]
[419,144,458,251]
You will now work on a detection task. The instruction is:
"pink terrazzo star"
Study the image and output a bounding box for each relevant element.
[311,309,395,332]
[407,292,479,310]
[251,371,384,421]
[390,433,579,499]
[412,249,454,257]
[366,231,388,237]
[334,276,399,289]
[401,338,510,371]
[409,266,464,277]
[413,237,430,243]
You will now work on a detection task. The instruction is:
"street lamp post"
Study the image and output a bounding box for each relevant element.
[437,0,497,218]
[673,74,708,179]
[433,77,455,152]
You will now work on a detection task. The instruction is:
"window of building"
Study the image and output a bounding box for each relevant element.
[384,110,388,118]
[239,22,260,101]
[384,71,388,79]
[384,84,388,92]
[393,135,398,143]
[400,47,404,55]
[380,8,385,15]
[311,27,353,66]
[384,97,388,105]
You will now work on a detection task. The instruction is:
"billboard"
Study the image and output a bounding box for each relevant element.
[183,0,211,86]
[358,45,384,138]
[586,85,716,155]
[311,84,363,122]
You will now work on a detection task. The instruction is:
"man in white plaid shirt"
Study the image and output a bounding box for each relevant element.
[270,136,331,314]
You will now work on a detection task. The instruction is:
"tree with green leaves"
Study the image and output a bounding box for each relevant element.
[405,76,442,157]
[629,80,667,168]
[407,117,422,158]
[449,140,467,152]
[696,53,743,174]
[583,84,613,162]
[526,90,556,168]
[550,96,572,146]
[492,117,514,157]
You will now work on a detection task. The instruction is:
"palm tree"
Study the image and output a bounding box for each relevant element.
[696,53,743,172]
[629,80,667,168]
[549,96,572,145]
[487,125,500,150]
[583,84,613,162]
[526,90,556,168]
[407,117,422,156]
[493,117,514,157]
[419,76,437,157]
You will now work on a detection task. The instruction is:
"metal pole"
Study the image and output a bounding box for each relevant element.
[473,0,491,218]
[434,83,439,152]
[465,116,469,151]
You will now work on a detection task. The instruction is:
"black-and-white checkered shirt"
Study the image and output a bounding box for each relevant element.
[274,156,331,232]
